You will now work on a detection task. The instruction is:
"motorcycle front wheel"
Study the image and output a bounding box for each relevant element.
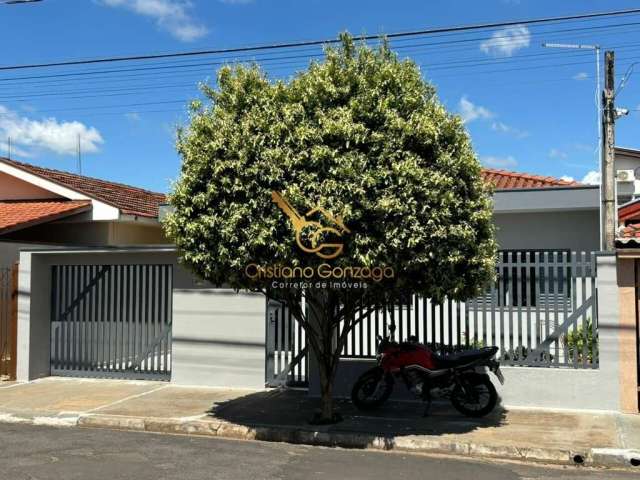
[351,367,393,411]
[450,372,497,418]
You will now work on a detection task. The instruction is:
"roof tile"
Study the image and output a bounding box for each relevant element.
[0,200,91,234]
[481,168,579,190]
[0,157,165,218]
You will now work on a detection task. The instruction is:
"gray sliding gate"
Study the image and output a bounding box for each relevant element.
[50,264,173,380]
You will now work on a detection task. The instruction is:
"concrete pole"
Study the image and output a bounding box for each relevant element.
[601,51,616,251]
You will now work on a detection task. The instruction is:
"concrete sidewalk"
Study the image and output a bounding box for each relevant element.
[0,377,638,469]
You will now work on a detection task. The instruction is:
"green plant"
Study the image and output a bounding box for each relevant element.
[564,319,597,363]
[165,34,497,422]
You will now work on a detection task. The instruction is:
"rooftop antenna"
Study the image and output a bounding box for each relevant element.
[7,137,11,159]
[77,134,82,174]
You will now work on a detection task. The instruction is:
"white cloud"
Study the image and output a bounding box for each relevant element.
[458,96,493,123]
[100,0,208,42]
[560,175,575,182]
[491,121,529,139]
[481,155,517,168]
[0,105,104,157]
[549,148,568,160]
[573,72,589,81]
[125,112,141,122]
[480,25,530,57]
[582,170,600,185]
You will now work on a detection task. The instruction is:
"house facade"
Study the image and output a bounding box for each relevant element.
[3,151,639,414]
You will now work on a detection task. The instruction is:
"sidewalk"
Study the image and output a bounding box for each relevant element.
[0,377,638,469]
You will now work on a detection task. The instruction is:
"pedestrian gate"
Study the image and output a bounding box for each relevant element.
[0,264,17,380]
[50,264,173,380]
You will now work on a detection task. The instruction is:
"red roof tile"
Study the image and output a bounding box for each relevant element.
[0,200,91,235]
[0,158,576,219]
[618,223,640,240]
[481,168,579,190]
[0,157,165,218]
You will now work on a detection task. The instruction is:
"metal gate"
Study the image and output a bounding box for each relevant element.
[50,264,173,380]
[0,264,18,380]
[265,299,308,387]
[264,250,599,389]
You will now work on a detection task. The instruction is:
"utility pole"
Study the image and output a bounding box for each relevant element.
[602,50,616,251]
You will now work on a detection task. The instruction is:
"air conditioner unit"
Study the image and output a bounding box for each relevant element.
[616,169,635,182]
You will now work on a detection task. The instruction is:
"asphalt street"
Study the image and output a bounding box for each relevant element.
[0,423,636,480]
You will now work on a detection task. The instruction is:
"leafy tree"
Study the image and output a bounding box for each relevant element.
[165,34,496,423]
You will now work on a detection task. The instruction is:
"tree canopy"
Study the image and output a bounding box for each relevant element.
[165,34,496,303]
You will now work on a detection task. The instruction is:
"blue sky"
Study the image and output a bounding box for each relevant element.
[1,0,640,193]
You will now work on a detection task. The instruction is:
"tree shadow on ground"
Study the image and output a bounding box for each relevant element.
[207,388,507,438]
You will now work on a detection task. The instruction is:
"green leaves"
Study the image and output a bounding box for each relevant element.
[165,34,497,301]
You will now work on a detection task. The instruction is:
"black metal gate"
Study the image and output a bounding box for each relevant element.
[50,264,172,380]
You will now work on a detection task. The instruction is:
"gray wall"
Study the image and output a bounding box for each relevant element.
[494,210,600,253]
[172,288,266,389]
[16,248,267,389]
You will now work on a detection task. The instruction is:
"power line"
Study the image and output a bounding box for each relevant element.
[0,18,638,88]
[2,8,640,72]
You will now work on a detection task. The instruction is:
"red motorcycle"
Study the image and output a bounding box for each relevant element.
[351,325,505,417]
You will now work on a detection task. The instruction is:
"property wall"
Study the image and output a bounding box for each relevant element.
[0,241,52,268]
[309,255,627,412]
[172,286,266,389]
[615,255,640,413]
[494,210,599,253]
[15,248,267,389]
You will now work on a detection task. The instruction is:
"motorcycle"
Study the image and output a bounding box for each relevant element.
[351,325,505,417]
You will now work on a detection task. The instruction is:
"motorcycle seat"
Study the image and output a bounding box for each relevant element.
[435,346,498,368]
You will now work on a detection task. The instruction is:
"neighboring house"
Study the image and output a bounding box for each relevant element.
[485,167,599,253]
[0,157,169,266]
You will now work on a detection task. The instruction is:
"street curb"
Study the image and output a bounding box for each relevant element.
[73,413,640,469]
[2,411,638,469]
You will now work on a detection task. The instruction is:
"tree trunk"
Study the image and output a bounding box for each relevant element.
[305,288,342,424]
[319,371,333,420]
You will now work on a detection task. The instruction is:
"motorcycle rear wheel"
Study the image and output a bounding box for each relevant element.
[351,367,393,411]
[450,372,497,418]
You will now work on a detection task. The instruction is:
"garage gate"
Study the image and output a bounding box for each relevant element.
[50,264,173,380]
